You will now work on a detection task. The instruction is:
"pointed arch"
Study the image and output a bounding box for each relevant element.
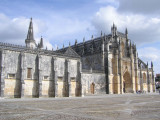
[143,73,147,83]
[123,71,132,93]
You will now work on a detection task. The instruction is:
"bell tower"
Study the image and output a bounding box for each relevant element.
[25,18,37,49]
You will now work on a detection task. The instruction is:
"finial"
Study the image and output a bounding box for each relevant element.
[63,44,64,48]
[69,42,70,47]
[57,46,59,50]
[101,31,103,37]
[46,46,47,50]
[151,61,153,68]
[52,48,53,51]
[83,37,85,43]
[147,62,148,66]
[91,35,94,40]
[130,41,132,47]
[75,39,77,45]
[104,33,106,41]
[125,28,128,34]
[31,17,32,21]
[113,22,115,27]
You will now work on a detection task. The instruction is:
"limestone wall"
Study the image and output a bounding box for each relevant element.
[1,49,81,98]
[81,73,105,95]
[4,79,20,97]
[24,80,37,97]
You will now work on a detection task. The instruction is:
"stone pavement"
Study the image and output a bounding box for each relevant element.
[0,93,160,120]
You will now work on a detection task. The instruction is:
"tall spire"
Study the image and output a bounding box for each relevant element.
[27,18,34,40]
[125,28,128,40]
[25,18,36,48]
[40,36,43,48]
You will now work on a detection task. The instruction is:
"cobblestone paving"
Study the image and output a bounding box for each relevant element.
[0,94,160,120]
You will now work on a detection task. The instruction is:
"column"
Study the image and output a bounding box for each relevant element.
[52,57,58,97]
[65,59,71,97]
[134,53,139,92]
[37,54,42,97]
[107,52,113,94]
[76,60,82,96]
[20,52,25,98]
[140,65,143,91]
[147,67,150,93]
[115,50,120,94]
[0,50,5,97]
[130,53,136,93]
[118,46,123,94]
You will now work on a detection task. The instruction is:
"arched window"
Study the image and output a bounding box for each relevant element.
[143,73,147,83]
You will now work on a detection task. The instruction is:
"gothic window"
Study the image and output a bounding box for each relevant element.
[71,77,76,82]
[8,74,15,79]
[44,76,49,80]
[58,77,63,82]
[27,68,32,79]
[143,73,147,83]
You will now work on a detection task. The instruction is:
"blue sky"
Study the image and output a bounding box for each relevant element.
[0,0,160,74]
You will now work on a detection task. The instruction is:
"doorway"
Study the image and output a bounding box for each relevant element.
[90,83,95,94]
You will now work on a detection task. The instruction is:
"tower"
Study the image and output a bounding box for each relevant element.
[25,18,37,49]
[111,23,117,37]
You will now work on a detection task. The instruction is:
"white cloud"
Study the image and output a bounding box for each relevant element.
[0,13,52,49]
[138,47,160,74]
[92,6,160,45]
[117,0,160,14]
[96,0,117,4]
[43,13,94,47]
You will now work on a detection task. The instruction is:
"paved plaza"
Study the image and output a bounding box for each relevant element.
[0,93,160,120]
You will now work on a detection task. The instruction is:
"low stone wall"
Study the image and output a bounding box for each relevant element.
[81,72,106,95]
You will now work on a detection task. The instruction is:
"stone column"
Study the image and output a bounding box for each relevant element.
[101,38,105,70]
[140,65,143,91]
[52,57,58,97]
[115,50,120,94]
[76,60,82,96]
[147,67,150,93]
[152,71,155,92]
[118,46,123,94]
[37,54,42,97]
[0,50,5,97]
[130,52,136,93]
[65,59,71,97]
[20,52,25,98]
[107,51,113,94]
[134,53,139,92]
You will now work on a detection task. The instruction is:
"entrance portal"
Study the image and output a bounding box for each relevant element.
[90,83,95,94]
[123,71,132,93]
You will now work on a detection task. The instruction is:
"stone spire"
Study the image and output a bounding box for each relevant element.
[101,31,103,37]
[91,35,94,40]
[125,28,128,39]
[39,36,43,49]
[111,22,117,37]
[151,61,153,68]
[27,18,34,40]
[75,39,77,46]
[83,37,85,43]
[25,18,36,48]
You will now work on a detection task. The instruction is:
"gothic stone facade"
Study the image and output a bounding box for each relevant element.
[0,19,155,98]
